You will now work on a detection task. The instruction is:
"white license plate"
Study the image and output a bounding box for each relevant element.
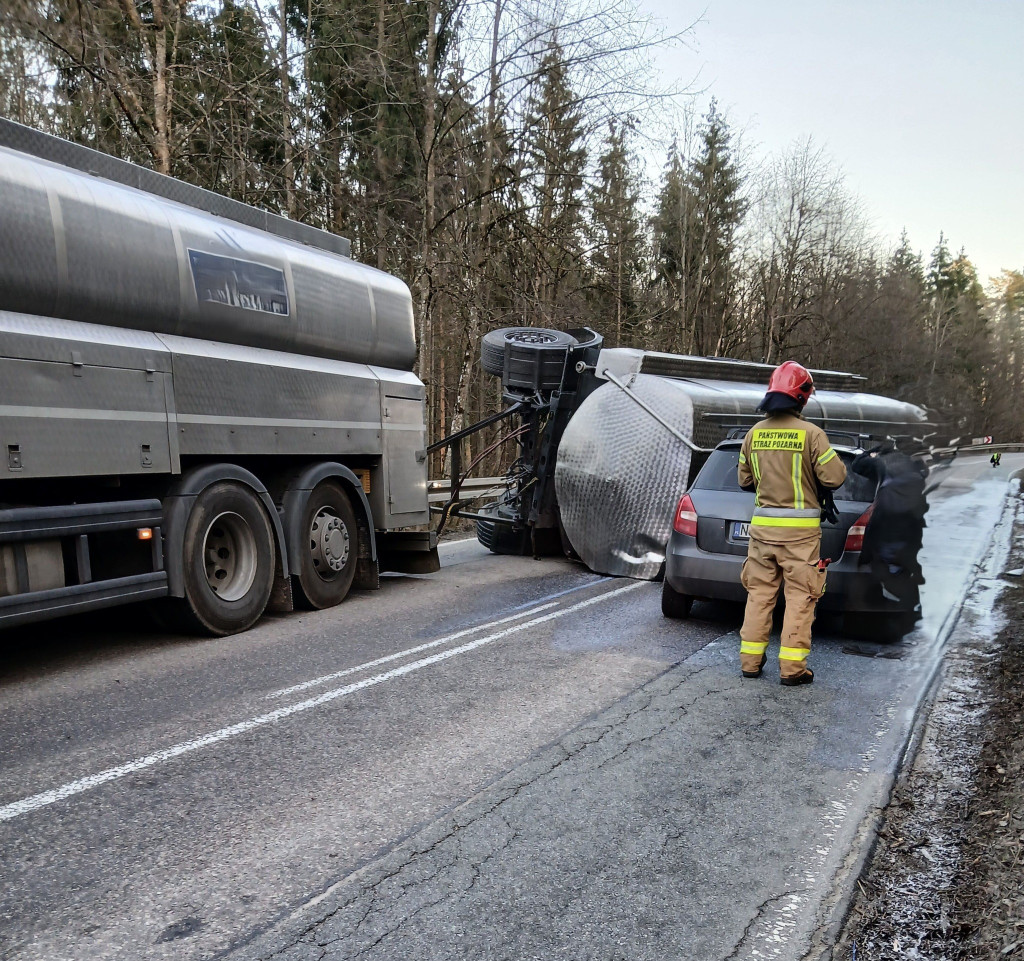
[732,522,750,539]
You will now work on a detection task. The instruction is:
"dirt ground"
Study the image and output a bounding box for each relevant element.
[834,559,1024,958]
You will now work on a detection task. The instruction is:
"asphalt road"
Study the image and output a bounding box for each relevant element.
[0,453,1017,961]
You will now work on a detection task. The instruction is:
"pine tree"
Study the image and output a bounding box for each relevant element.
[650,138,692,352]
[840,232,930,400]
[521,41,588,327]
[685,100,746,355]
[889,229,924,284]
[650,103,746,356]
[587,120,644,345]
[176,3,281,203]
[928,233,955,301]
[291,0,427,261]
[925,235,990,428]
[0,8,48,128]
[989,270,1024,441]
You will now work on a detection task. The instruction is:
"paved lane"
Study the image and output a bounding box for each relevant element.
[0,541,729,961]
[0,453,1015,961]
[238,455,1023,961]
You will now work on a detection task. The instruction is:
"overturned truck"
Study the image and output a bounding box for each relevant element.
[437,328,930,579]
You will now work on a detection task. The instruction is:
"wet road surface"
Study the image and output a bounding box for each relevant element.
[0,453,1018,960]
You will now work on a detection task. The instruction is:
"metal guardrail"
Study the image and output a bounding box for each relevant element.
[427,476,505,505]
[929,443,1024,455]
[920,443,1024,466]
[431,446,1023,506]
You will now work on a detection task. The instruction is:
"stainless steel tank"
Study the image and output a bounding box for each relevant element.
[554,349,932,580]
[0,133,416,371]
[555,375,695,579]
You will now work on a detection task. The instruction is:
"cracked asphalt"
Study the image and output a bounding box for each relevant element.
[0,455,1018,961]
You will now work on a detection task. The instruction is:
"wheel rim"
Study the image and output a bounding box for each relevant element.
[203,511,258,602]
[505,330,559,346]
[309,506,350,580]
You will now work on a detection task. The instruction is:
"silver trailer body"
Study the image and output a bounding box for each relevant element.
[596,348,930,447]
[0,311,427,525]
[0,141,416,370]
[555,349,931,579]
[0,119,431,633]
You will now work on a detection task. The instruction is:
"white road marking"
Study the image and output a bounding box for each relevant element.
[509,576,613,610]
[266,602,560,699]
[0,580,646,823]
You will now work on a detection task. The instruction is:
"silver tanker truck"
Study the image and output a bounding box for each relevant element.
[0,119,436,635]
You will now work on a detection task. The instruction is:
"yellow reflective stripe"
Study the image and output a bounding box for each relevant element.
[751,452,761,506]
[818,447,838,465]
[750,515,820,528]
[791,453,803,509]
[740,640,768,655]
[738,452,747,464]
[779,646,809,662]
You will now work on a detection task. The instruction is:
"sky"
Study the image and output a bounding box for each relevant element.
[638,0,1023,286]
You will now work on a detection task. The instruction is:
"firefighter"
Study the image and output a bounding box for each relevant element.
[991,451,1002,468]
[737,361,847,686]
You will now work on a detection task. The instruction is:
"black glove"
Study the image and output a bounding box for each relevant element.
[819,486,840,525]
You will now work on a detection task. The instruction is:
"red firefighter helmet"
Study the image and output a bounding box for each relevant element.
[767,361,814,406]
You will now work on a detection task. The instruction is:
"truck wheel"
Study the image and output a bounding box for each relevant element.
[480,327,579,392]
[296,482,358,610]
[178,482,276,636]
[661,580,694,619]
[475,500,529,555]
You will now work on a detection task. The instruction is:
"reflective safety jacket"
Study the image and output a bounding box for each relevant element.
[737,412,847,540]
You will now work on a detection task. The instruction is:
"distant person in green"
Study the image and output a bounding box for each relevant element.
[991,451,1002,468]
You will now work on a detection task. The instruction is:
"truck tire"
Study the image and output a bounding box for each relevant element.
[475,499,529,555]
[295,481,358,610]
[661,580,694,619]
[176,482,276,636]
[476,516,529,555]
[480,327,579,392]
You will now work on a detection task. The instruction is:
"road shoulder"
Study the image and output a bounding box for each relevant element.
[832,484,1024,960]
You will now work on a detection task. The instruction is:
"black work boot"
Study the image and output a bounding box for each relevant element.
[780,669,814,687]
[742,654,768,679]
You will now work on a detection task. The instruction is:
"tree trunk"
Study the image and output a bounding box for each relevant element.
[449,0,501,441]
[415,0,438,371]
[325,89,345,236]
[279,0,295,217]
[302,0,313,221]
[615,188,623,343]
[152,2,171,174]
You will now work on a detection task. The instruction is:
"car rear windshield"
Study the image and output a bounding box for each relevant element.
[692,447,877,502]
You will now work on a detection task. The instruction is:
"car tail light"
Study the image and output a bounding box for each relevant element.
[673,493,698,536]
[844,504,875,552]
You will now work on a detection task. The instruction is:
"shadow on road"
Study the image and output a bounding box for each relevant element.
[0,603,195,684]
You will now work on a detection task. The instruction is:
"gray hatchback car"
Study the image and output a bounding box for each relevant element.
[662,439,921,638]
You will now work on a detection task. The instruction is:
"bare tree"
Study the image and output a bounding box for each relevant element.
[745,139,867,363]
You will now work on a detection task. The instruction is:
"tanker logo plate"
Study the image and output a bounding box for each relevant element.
[189,250,289,316]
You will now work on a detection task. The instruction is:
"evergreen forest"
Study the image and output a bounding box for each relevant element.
[2,0,1022,473]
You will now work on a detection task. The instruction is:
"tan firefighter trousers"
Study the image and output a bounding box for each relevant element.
[739,533,827,679]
